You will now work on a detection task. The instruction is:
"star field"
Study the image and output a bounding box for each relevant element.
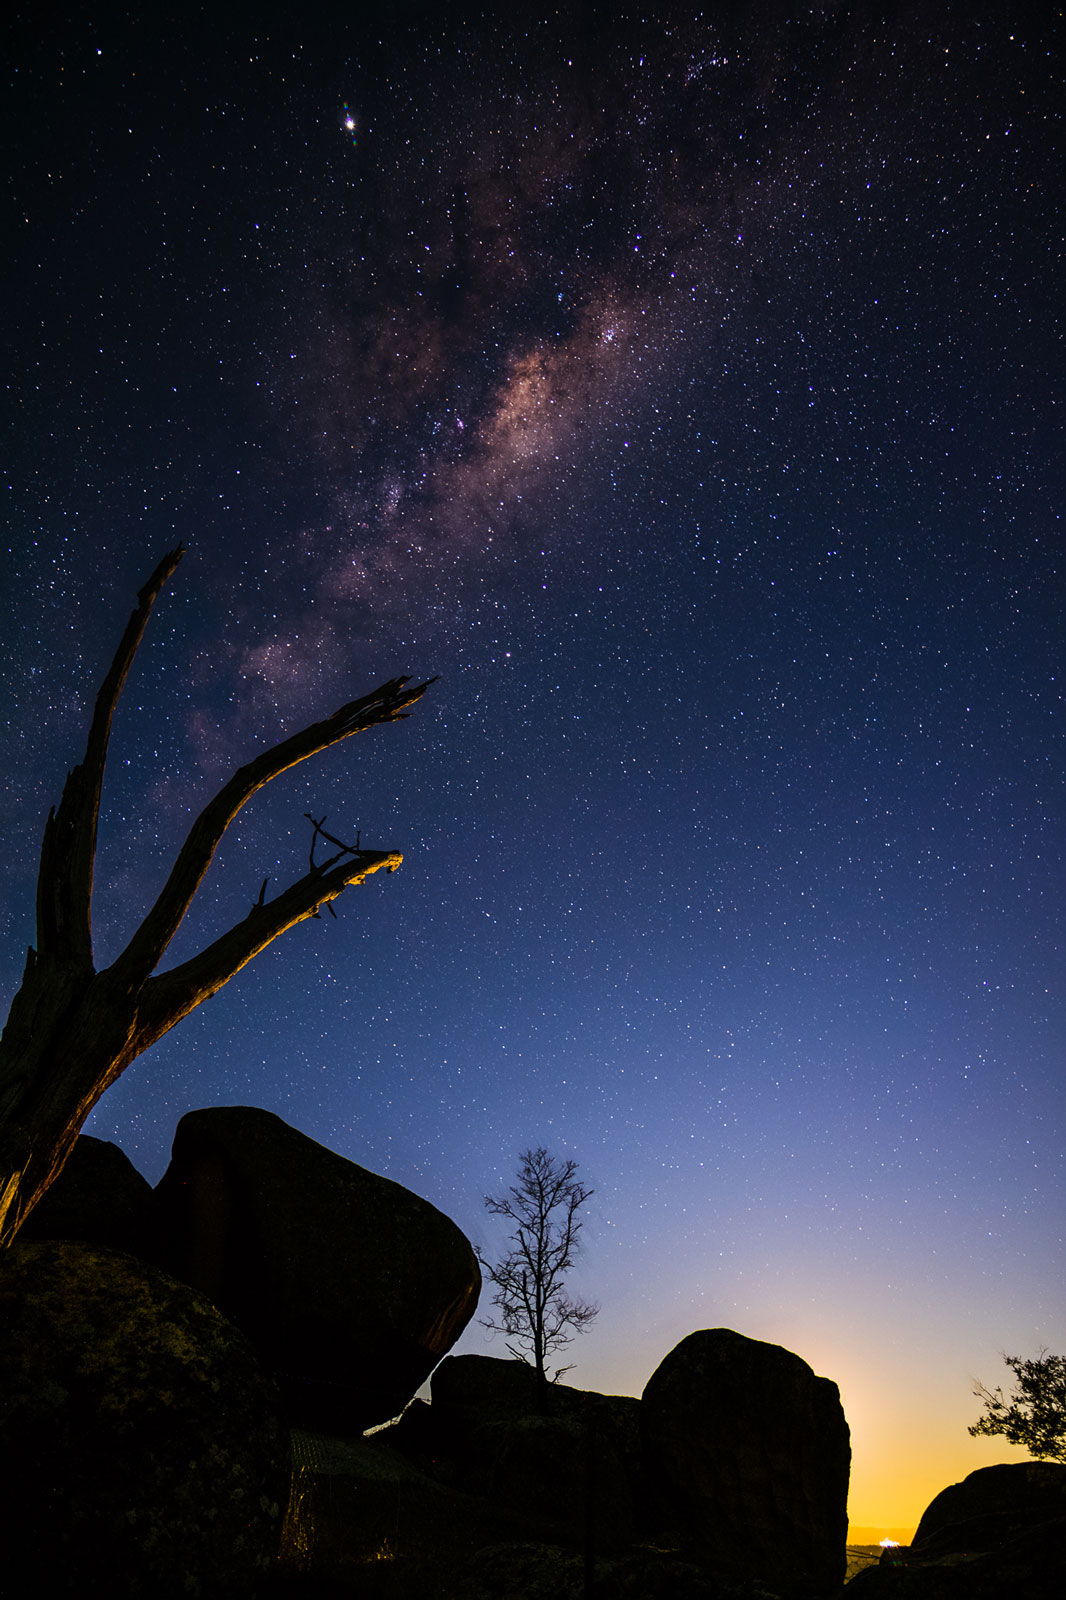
[2,3,1062,1529]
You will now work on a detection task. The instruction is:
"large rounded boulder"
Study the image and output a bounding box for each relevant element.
[845,1462,1066,1598]
[17,1133,157,1257]
[911,1460,1066,1557]
[0,1239,289,1599]
[641,1327,850,1597]
[154,1105,481,1429]
[428,1354,643,1550]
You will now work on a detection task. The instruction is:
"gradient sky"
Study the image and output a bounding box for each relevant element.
[3,2,1062,1533]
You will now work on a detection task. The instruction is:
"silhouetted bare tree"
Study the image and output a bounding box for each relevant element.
[0,546,431,1247]
[479,1147,598,1386]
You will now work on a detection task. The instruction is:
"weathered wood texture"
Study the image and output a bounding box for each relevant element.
[0,547,430,1246]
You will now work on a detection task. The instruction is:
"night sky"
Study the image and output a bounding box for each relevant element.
[3,2,1062,1533]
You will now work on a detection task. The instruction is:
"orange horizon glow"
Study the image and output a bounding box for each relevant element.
[474,1291,1058,1538]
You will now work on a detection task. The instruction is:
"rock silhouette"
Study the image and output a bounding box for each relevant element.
[0,1240,288,1599]
[153,1105,481,1429]
[428,1353,642,1549]
[847,1461,1066,1598]
[912,1460,1066,1555]
[282,1344,852,1597]
[17,1133,157,1258]
[641,1328,851,1597]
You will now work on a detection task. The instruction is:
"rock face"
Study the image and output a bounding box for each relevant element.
[281,1357,645,1593]
[432,1349,551,1414]
[0,1240,289,1599]
[283,1426,473,1580]
[846,1462,1066,1598]
[911,1460,1066,1557]
[277,1343,855,1597]
[154,1105,481,1429]
[428,1353,643,1551]
[641,1328,850,1597]
[18,1133,157,1257]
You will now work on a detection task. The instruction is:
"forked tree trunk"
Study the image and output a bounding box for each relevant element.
[0,547,431,1246]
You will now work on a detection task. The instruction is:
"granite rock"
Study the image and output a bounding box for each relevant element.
[641,1327,850,1597]
[154,1104,481,1428]
[0,1239,289,1599]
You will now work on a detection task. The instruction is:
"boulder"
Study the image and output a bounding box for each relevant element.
[426,1354,643,1551]
[154,1105,481,1429]
[845,1462,1066,1598]
[0,1239,289,1599]
[18,1132,157,1257]
[440,1539,771,1600]
[443,1541,588,1600]
[432,1349,549,1414]
[641,1328,850,1597]
[282,1427,466,1580]
[280,1425,564,1591]
[844,1526,1064,1599]
[911,1460,1066,1558]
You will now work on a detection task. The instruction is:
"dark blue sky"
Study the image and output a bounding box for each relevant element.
[3,2,1062,1527]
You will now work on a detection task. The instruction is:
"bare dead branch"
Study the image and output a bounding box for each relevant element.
[134,849,402,1052]
[305,813,363,874]
[35,545,185,969]
[111,674,432,992]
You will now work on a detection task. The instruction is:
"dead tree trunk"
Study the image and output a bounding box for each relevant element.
[0,546,432,1247]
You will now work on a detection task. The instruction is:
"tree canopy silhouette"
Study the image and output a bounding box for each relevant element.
[969,1351,1066,1462]
[479,1146,598,1386]
[0,546,431,1247]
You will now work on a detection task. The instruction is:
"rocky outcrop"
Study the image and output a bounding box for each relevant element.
[154,1105,481,1429]
[641,1328,850,1597]
[432,1349,553,1414]
[0,1240,288,1599]
[275,1339,857,1597]
[442,1541,590,1600]
[279,1426,607,1593]
[911,1460,1066,1556]
[282,1426,482,1581]
[18,1133,157,1256]
[426,1353,642,1550]
[846,1462,1066,1598]
[280,1357,645,1590]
